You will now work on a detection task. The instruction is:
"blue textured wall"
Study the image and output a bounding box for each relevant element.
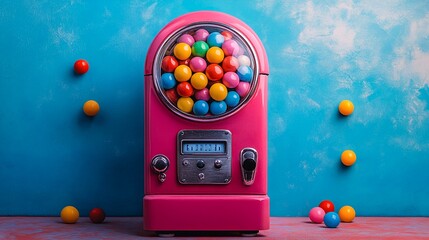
[0,1,428,217]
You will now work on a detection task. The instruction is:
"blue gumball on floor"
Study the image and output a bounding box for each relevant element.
[324,212,340,228]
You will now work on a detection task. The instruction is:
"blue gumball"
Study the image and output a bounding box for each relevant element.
[225,91,240,107]
[237,66,253,82]
[207,32,224,47]
[161,73,176,89]
[210,101,227,115]
[193,100,209,116]
[324,212,340,228]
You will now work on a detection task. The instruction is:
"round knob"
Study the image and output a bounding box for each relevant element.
[151,155,169,173]
[214,159,222,169]
[196,160,205,169]
[242,158,256,171]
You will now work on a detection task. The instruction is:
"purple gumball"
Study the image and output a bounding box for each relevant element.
[222,72,240,88]
[194,88,210,101]
[177,34,195,46]
[189,57,207,73]
[193,29,209,42]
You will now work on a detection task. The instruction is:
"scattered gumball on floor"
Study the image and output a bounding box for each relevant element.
[83,100,100,117]
[339,100,354,116]
[341,150,357,166]
[89,208,106,224]
[74,59,89,74]
[324,212,340,228]
[60,206,79,224]
[319,200,335,213]
[339,206,356,222]
[309,207,325,224]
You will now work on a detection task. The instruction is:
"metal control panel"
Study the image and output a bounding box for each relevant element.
[177,130,232,184]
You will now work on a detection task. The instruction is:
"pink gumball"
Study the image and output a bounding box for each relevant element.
[309,207,325,224]
[194,88,210,101]
[189,57,207,73]
[222,39,240,56]
[235,81,250,97]
[193,29,209,42]
[222,72,240,88]
[177,34,195,46]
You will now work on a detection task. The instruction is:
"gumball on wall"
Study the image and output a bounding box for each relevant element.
[74,59,89,74]
[341,150,357,166]
[339,100,354,116]
[83,100,100,117]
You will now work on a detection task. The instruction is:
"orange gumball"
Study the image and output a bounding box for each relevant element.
[341,150,356,166]
[338,206,356,222]
[83,100,100,116]
[339,100,354,116]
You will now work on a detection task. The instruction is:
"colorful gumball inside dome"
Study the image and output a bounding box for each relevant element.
[157,25,256,119]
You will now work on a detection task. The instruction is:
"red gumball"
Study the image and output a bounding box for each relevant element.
[161,56,178,72]
[89,208,106,224]
[222,56,239,72]
[74,59,89,74]
[178,58,190,66]
[176,82,194,97]
[319,200,335,213]
[165,89,179,103]
[205,64,224,81]
[221,31,233,40]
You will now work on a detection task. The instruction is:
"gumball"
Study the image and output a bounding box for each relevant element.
[205,64,224,81]
[338,206,356,222]
[222,56,239,72]
[221,31,233,40]
[177,97,194,113]
[174,65,192,82]
[176,82,194,97]
[225,91,240,107]
[177,33,195,46]
[339,100,354,116]
[74,59,89,74]
[161,73,176,90]
[194,88,210,101]
[83,100,100,117]
[89,208,106,224]
[173,43,192,60]
[210,101,227,115]
[324,212,340,228]
[222,72,240,88]
[207,32,225,47]
[61,206,79,224]
[222,39,240,56]
[236,81,250,97]
[190,72,208,90]
[237,65,253,82]
[206,47,224,64]
[209,83,228,101]
[189,57,207,72]
[238,55,251,66]
[319,200,335,213]
[193,100,209,116]
[178,58,190,66]
[192,41,209,57]
[341,150,356,166]
[308,207,325,224]
[165,89,179,103]
[193,28,209,42]
[161,56,178,72]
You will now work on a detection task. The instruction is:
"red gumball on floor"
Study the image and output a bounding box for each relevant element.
[89,208,106,224]
[319,200,335,213]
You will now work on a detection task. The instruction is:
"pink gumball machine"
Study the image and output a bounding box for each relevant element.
[144,11,269,236]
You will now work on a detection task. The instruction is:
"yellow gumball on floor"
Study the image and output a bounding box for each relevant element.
[341,150,356,166]
[177,97,194,113]
[61,206,79,224]
[339,100,354,116]
[83,100,100,116]
[339,206,356,222]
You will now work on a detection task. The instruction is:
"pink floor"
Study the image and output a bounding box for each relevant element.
[0,217,428,239]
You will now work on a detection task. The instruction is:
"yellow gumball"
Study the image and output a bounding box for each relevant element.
[339,100,354,116]
[177,97,194,113]
[339,206,356,222]
[190,73,208,90]
[206,47,224,64]
[174,65,192,82]
[341,150,356,166]
[61,206,79,224]
[173,43,192,60]
[209,83,228,101]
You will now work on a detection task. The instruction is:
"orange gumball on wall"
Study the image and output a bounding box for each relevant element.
[339,100,354,116]
[83,100,100,116]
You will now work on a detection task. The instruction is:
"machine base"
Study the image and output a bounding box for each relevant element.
[143,195,270,231]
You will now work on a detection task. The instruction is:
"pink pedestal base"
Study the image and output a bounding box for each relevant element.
[143,195,270,231]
